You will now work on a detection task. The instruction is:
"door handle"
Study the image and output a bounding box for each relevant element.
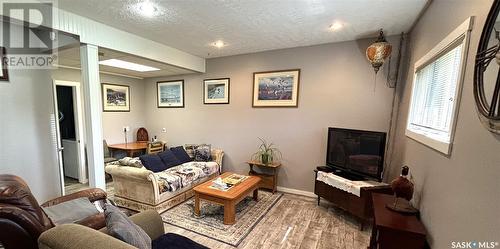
[58,147,64,152]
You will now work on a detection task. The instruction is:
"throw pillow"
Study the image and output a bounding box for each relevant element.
[194,144,211,162]
[158,150,182,169]
[118,157,143,168]
[42,197,99,225]
[139,154,167,173]
[104,203,151,249]
[184,144,197,159]
[170,146,192,164]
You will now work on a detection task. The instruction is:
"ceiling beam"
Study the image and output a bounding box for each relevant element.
[54,9,205,73]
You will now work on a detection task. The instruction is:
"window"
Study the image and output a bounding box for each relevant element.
[406,18,473,155]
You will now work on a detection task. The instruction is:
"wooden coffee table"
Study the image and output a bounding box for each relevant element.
[193,172,261,225]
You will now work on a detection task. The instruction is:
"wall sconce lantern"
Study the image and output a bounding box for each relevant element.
[366,29,393,74]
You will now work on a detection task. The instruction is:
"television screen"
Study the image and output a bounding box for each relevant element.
[326,127,386,180]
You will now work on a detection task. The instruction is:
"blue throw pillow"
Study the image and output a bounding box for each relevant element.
[158,150,182,169]
[170,146,192,164]
[139,154,167,173]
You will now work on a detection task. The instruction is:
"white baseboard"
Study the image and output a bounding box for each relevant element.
[277,186,316,198]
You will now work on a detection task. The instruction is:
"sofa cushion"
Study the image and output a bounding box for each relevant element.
[104,203,151,249]
[154,161,220,193]
[194,144,212,162]
[170,146,192,164]
[158,150,182,169]
[152,233,208,249]
[139,154,167,173]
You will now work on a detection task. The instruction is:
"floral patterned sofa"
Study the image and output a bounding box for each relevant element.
[105,149,223,213]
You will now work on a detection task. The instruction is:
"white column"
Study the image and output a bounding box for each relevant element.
[80,44,106,190]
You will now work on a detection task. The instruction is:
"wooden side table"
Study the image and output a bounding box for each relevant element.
[370,193,427,249]
[247,161,281,193]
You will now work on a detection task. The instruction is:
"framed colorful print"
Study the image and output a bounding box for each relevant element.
[157,80,185,108]
[253,69,300,107]
[204,78,230,104]
[101,83,130,112]
[0,47,9,81]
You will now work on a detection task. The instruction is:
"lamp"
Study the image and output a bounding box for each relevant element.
[366,29,393,74]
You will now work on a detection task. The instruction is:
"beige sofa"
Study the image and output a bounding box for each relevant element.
[105,149,223,213]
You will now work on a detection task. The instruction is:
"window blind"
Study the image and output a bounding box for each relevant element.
[408,43,463,142]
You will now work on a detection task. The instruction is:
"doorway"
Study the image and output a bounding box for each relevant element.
[52,80,88,195]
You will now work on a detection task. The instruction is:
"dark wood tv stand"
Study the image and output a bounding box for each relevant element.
[314,166,392,230]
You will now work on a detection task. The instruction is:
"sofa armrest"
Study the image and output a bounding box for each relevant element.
[41,188,107,208]
[105,164,155,182]
[211,149,224,171]
[38,224,135,249]
[129,210,164,240]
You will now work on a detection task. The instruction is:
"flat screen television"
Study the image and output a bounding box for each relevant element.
[326,127,387,181]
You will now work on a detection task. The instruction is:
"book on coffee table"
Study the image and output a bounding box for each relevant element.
[223,174,248,185]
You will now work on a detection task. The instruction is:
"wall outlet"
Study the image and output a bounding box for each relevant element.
[123,126,130,132]
[161,128,167,133]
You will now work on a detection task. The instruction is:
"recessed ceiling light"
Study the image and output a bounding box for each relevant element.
[329,22,344,31]
[212,40,226,48]
[99,59,160,72]
[136,1,159,17]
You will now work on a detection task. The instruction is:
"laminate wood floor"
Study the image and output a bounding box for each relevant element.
[163,193,371,249]
[64,177,115,199]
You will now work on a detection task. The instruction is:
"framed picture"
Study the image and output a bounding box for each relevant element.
[0,47,9,81]
[101,83,130,112]
[203,78,230,104]
[253,69,300,107]
[157,80,184,108]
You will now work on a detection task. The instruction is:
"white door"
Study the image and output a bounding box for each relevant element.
[52,80,88,193]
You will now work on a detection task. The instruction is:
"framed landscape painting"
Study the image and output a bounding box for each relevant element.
[204,78,230,104]
[101,83,130,112]
[253,69,300,107]
[157,80,184,108]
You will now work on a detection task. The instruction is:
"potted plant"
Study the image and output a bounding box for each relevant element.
[252,138,282,165]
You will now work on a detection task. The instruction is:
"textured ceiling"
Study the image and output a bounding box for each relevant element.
[57,0,427,58]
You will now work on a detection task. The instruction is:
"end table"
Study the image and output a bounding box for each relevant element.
[247,161,281,193]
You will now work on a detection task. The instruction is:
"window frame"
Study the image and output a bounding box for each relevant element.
[406,17,474,155]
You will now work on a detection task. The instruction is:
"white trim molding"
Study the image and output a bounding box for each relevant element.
[277,186,316,198]
[405,17,474,155]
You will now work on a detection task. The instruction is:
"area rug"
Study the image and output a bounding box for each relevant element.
[161,191,283,247]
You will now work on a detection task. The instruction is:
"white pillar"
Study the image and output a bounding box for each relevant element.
[80,44,106,190]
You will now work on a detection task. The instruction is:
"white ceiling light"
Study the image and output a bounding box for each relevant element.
[136,1,159,17]
[212,40,226,48]
[329,22,344,31]
[99,59,160,72]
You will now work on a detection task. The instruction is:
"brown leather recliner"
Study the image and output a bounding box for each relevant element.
[0,175,108,249]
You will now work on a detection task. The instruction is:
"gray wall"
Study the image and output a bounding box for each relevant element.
[0,66,60,202]
[144,36,401,192]
[51,68,146,144]
[387,0,500,247]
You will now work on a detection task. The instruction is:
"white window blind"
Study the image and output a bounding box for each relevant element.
[408,43,463,143]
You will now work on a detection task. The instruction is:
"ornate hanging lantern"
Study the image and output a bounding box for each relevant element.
[366,29,393,74]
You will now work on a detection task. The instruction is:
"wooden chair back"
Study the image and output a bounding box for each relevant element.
[137,127,149,142]
[147,142,164,155]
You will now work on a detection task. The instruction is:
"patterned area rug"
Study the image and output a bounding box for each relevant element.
[162,191,283,247]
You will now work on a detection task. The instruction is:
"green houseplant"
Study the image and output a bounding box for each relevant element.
[252,138,282,165]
